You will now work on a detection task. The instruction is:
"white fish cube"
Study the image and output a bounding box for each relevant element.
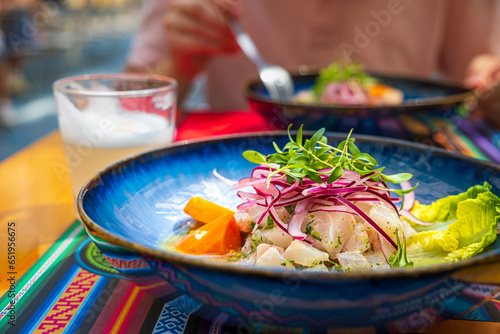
[256,246,293,268]
[256,243,271,259]
[282,239,330,267]
[265,228,293,248]
[343,222,370,253]
[234,211,251,232]
[302,264,329,272]
[364,251,391,271]
[337,250,371,272]
[368,205,417,243]
[248,206,267,226]
[305,211,355,258]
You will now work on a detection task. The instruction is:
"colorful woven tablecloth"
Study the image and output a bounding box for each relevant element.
[2,222,500,334]
[1,110,499,333]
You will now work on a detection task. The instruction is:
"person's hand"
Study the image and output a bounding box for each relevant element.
[464,54,500,128]
[464,54,500,94]
[164,0,241,81]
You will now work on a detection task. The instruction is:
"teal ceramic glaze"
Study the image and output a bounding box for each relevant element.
[78,132,500,332]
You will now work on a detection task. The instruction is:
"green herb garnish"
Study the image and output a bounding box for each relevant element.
[265,215,275,230]
[326,260,343,272]
[242,124,413,187]
[312,63,378,98]
[389,228,414,268]
[311,231,322,241]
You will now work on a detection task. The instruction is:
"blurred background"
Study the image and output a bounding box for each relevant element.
[0,0,143,160]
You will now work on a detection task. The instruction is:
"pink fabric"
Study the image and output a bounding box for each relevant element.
[127,0,500,111]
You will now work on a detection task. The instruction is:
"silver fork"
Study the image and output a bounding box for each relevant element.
[228,19,294,102]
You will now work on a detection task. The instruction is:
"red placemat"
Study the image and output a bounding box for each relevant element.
[175,110,278,141]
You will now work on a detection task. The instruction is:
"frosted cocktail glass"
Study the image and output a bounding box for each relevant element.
[53,73,177,197]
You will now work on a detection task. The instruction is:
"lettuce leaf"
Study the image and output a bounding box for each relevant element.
[406,183,500,267]
[410,182,492,222]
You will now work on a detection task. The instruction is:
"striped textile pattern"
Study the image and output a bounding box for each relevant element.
[1,221,500,334]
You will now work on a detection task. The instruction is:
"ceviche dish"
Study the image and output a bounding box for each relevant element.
[169,127,500,272]
[294,62,404,106]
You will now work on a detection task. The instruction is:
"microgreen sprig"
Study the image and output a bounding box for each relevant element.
[243,124,414,187]
[389,228,414,268]
[312,62,378,98]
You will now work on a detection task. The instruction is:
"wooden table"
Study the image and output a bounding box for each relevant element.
[0,132,76,295]
[1,130,499,333]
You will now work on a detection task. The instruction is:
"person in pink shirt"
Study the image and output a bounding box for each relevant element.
[125,0,500,126]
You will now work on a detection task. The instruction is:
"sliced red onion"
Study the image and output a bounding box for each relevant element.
[342,169,362,181]
[400,181,415,212]
[347,196,401,202]
[328,182,351,187]
[379,179,391,198]
[234,165,411,252]
[399,209,433,226]
[287,200,313,241]
[280,178,300,196]
[364,181,389,193]
[237,201,263,211]
[302,185,368,196]
[253,181,280,197]
[272,193,314,207]
[311,198,339,206]
[341,172,362,181]
[213,168,238,186]
[268,206,291,234]
[377,233,393,267]
[251,184,282,232]
[253,196,275,232]
[351,189,399,214]
[300,169,361,185]
[321,82,370,105]
[232,177,262,190]
[237,191,264,201]
[309,205,354,214]
[359,171,378,183]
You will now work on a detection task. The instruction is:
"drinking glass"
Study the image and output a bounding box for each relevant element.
[53,73,177,197]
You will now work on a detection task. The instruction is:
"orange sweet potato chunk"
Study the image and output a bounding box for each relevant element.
[176,213,242,255]
[368,84,388,97]
[183,196,235,224]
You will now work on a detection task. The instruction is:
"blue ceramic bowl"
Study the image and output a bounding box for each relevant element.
[77,132,500,332]
[245,70,475,141]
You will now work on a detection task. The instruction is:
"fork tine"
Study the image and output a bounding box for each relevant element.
[275,71,294,101]
[276,82,293,101]
[260,74,281,101]
[262,67,294,101]
[230,19,294,102]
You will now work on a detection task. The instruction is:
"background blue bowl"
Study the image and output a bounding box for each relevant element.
[78,132,500,332]
[245,71,475,141]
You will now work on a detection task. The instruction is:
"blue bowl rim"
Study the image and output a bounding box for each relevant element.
[77,131,500,281]
[244,68,476,111]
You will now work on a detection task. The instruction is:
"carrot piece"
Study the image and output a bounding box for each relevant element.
[176,213,242,255]
[368,84,388,97]
[183,196,235,224]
